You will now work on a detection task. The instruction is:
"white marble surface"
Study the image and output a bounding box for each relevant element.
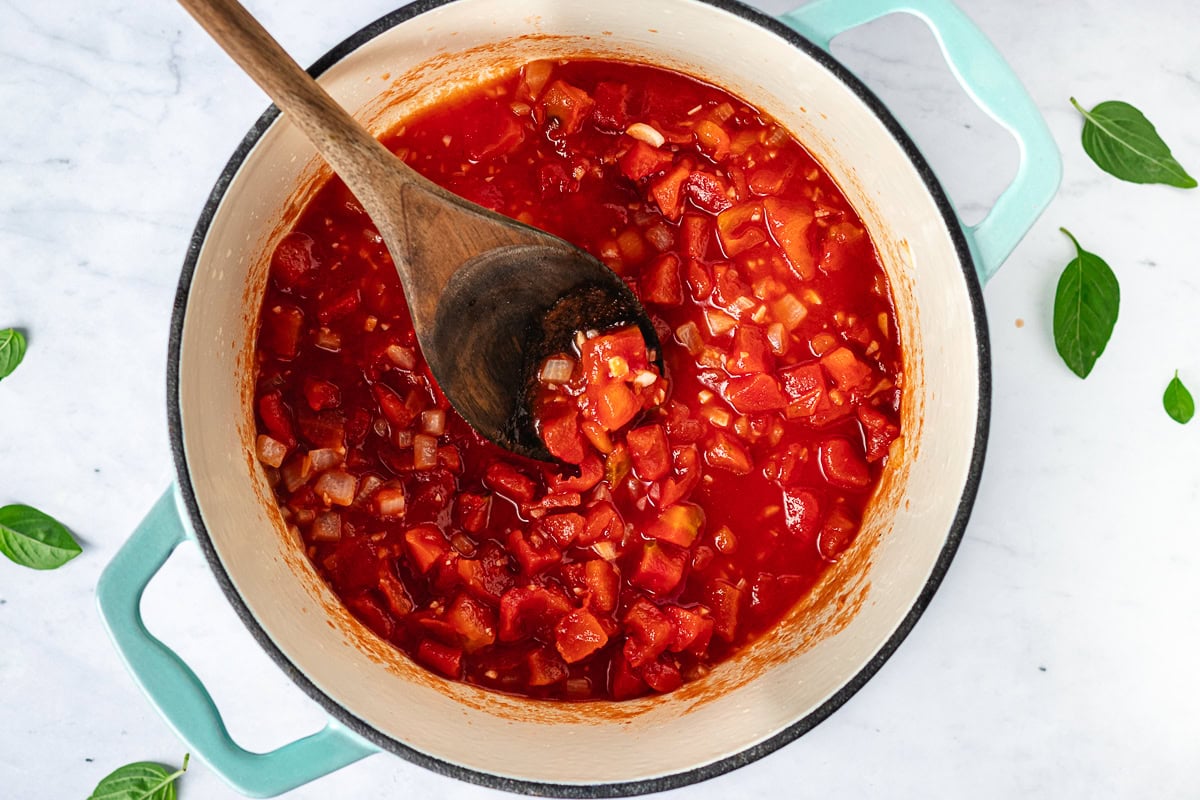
[1,0,1198,796]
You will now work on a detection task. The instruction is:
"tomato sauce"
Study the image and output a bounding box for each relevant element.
[252,59,902,701]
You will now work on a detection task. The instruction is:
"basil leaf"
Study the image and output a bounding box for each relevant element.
[89,754,189,800]
[1053,228,1120,379]
[0,504,81,570]
[0,328,26,380]
[1070,98,1196,188]
[1164,371,1194,424]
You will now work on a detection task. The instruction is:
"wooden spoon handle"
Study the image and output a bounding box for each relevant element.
[177,0,401,210]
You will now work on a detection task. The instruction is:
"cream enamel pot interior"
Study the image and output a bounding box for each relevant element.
[97,0,1060,796]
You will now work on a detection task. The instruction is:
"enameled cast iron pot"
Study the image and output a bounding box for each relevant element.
[97,0,1060,795]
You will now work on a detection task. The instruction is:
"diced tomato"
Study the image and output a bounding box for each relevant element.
[640,252,684,306]
[443,594,497,653]
[583,559,620,612]
[681,214,712,261]
[270,231,317,288]
[317,288,360,324]
[555,609,610,663]
[548,451,603,493]
[592,81,631,131]
[498,586,573,642]
[538,161,580,197]
[540,405,587,465]
[693,119,731,161]
[820,222,868,273]
[722,373,787,413]
[462,107,525,162]
[539,80,594,136]
[579,326,651,380]
[454,492,491,533]
[627,424,671,480]
[685,259,714,300]
[640,657,683,693]
[484,462,538,503]
[748,572,805,619]
[685,172,733,214]
[781,487,821,541]
[630,540,688,595]
[646,503,705,547]
[347,594,393,639]
[778,362,826,416]
[506,528,562,575]
[763,197,816,280]
[594,382,640,431]
[257,390,296,447]
[416,638,463,679]
[650,164,690,222]
[456,543,515,603]
[623,599,675,667]
[821,347,874,393]
[297,409,346,449]
[604,444,633,488]
[302,377,341,411]
[262,303,304,360]
[373,383,417,429]
[819,438,871,489]
[725,326,774,376]
[610,653,649,700]
[580,501,623,546]
[377,567,414,618]
[704,431,752,475]
[763,442,807,485]
[748,166,788,196]
[527,647,569,687]
[664,605,714,655]
[619,140,674,181]
[716,202,766,257]
[705,579,743,642]
[536,512,586,548]
[858,405,900,463]
[659,445,701,507]
[819,506,859,560]
[404,524,450,574]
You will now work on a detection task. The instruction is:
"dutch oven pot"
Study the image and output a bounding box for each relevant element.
[97,0,1060,795]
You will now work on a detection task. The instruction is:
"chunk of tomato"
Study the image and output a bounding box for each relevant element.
[555,608,610,663]
[627,424,671,480]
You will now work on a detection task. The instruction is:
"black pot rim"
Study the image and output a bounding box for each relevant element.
[167,0,990,795]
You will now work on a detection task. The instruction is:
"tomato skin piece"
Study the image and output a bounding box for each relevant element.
[722,373,788,413]
[819,438,871,489]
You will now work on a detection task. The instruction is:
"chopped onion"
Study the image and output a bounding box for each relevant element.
[421,409,446,436]
[314,327,342,352]
[711,102,735,123]
[281,454,313,492]
[310,511,342,542]
[593,541,618,561]
[394,429,413,448]
[374,486,407,517]
[607,356,630,379]
[766,322,788,355]
[632,370,658,388]
[774,293,808,331]
[354,474,385,506]
[256,435,288,468]
[539,356,575,384]
[702,405,731,428]
[308,447,342,472]
[762,125,790,148]
[451,532,477,556]
[704,308,737,336]
[314,470,357,506]
[644,223,675,252]
[625,122,665,147]
[413,434,438,470]
[675,321,705,355]
[386,344,417,370]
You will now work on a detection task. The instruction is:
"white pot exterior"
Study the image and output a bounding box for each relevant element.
[171,0,985,790]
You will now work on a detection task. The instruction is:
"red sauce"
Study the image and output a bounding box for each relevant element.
[253,59,902,701]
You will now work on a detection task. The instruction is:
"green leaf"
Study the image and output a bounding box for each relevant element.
[1070,98,1196,188]
[89,754,189,800]
[1163,371,1194,424]
[0,504,81,570]
[0,328,26,380]
[1053,228,1120,379]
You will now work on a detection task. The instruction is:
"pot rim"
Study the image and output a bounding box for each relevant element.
[166,0,990,794]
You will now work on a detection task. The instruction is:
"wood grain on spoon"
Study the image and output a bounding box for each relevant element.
[177,0,659,460]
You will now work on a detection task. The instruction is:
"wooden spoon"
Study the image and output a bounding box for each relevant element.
[179,0,660,461]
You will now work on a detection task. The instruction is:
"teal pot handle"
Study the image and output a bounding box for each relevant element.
[96,488,378,798]
[779,0,1061,284]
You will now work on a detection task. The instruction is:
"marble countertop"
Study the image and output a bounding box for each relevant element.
[2,0,1197,797]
